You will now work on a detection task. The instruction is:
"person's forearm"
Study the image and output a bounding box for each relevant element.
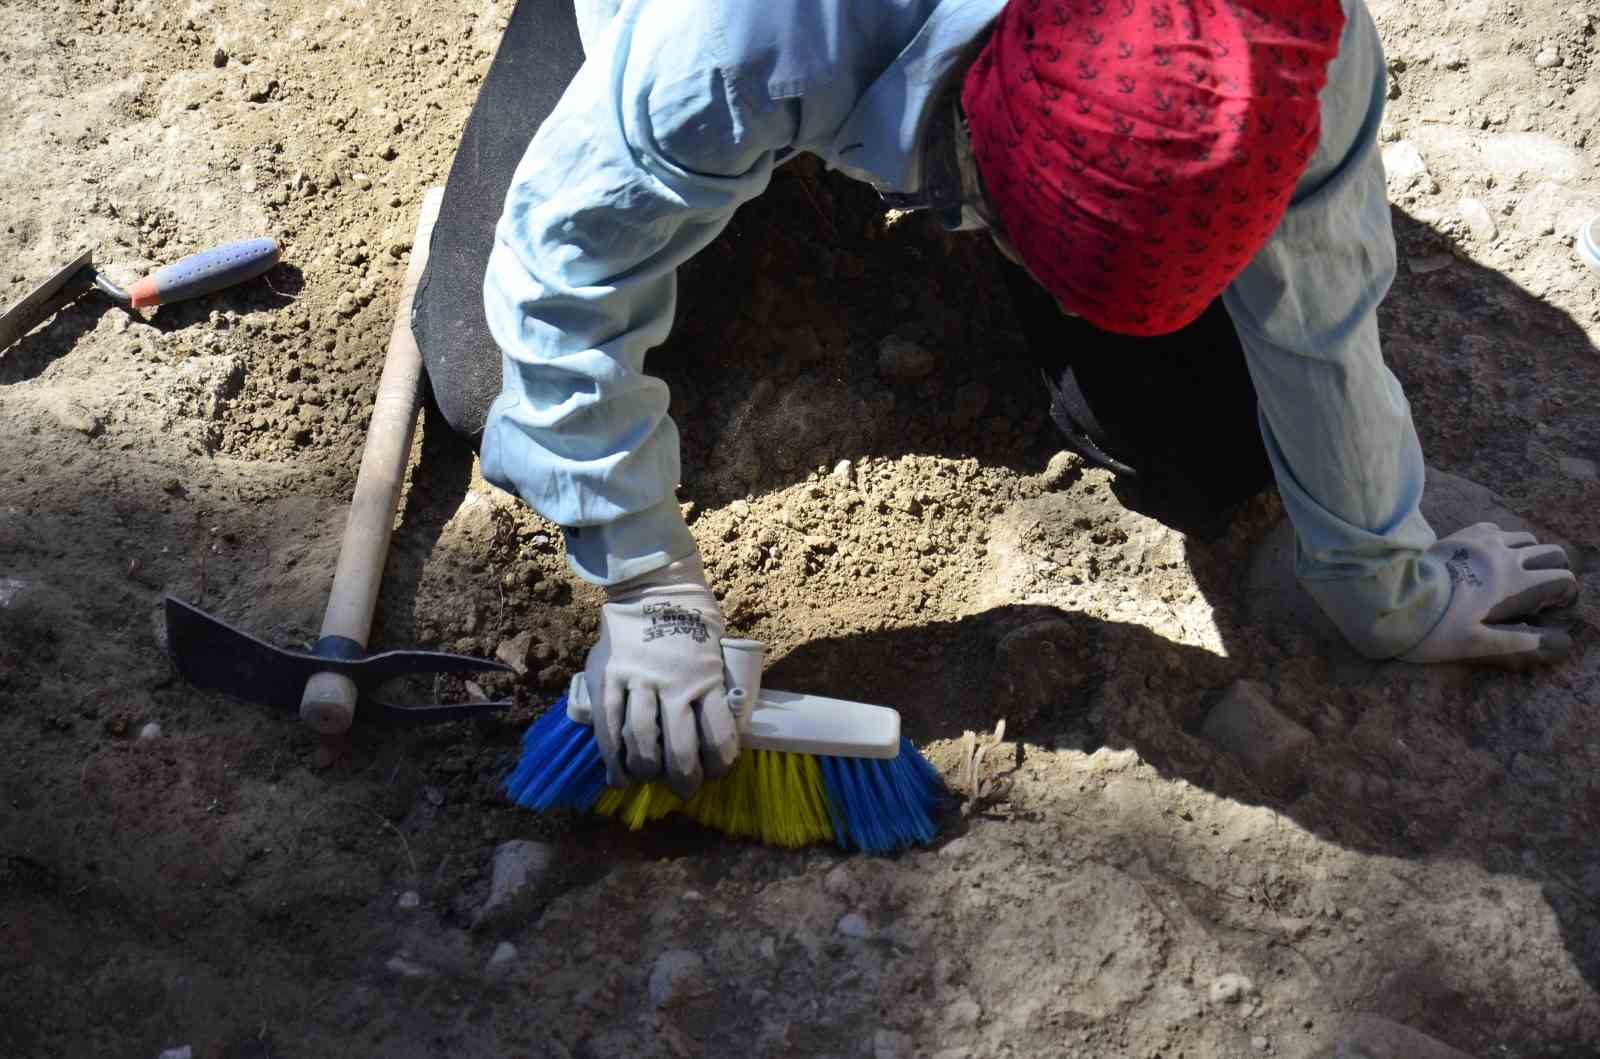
[477,7,781,585]
[1224,0,1448,659]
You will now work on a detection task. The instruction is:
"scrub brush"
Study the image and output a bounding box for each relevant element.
[504,640,944,853]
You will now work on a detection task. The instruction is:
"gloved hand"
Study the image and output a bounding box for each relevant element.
[1400,522,1579,668]
[581,554,737,797]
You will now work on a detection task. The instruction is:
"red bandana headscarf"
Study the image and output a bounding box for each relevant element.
[961,0,1346,336]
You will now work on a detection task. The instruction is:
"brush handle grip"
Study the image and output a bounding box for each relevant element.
[299,191,442,734]
[126,237,281,309]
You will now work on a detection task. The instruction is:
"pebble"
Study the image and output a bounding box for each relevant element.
[386,954,431,978]
[759,936,777,960]
[1558,455,1597,480]
[836,912,870,938]
[832,459,854,483]
[1458,197,1498,242]
[1252,1035,1269,1053]
[212,46,228,68]
[1040,449,1085,490]
[1380,141,1431,189]
[1200,681,1312,795]
[938,836,973,858]
[1533,48,1562,69]
[877,335,936,383]
[1209,972,1255,1004]
[475,839,554,927]
[495,630,535,675]
[243,72,277,103]
[352,172,373,190]
[873,1029,914,1059]
[823,864,858,900]
[648,949,708,1008]
[396,890,421,911]
[43,396,103,437]
[485,941,518,978]
[138,722,162,741]
[945,998,982,1027]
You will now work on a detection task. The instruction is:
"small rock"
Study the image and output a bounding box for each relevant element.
[939,836,974,858]
[157,1048,193,1059]
[1458,197,1498,242]
[1040,449,1085,490]
[836,912,870,938]
[1558,455,1597,481]
[1334,1014,1476,1058]
[396,890,422,911]
[495,630,535,676]
[832,459,854,483]
[474,839,554,927]
[243,72,277,103]
[1381,141,1431,189]
[386,955,431,979]
[138,722,162,741]
[823,864,858,900]
[1533,48,1562,69]
[380,143,398,161]
[648,949,708,1008]
[485,941,518,978]
[873,1029,914,1059]
[877,335,936,383]
[1200,681,1313,795]
[1209,972,1255,1004]
[212,46,229,68]
[334,292,360,317]
[352,172,373,190]
[1253,1036,1270,1053]
[759,937,777,960]
[945,998,982,1027]
[42,395,103,437]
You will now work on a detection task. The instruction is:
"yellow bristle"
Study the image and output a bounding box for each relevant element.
[595,782,682,830]
[592,751,835,847]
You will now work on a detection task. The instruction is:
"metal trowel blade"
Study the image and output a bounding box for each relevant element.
[0,248,96,355]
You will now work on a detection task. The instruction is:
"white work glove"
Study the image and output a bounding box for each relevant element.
[581,554,737,797]
[1400,523,1579,668]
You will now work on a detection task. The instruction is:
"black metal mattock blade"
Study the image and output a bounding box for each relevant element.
[163,596,514,725]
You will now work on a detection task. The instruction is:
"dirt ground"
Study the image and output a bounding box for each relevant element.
[4,1,1600,1056]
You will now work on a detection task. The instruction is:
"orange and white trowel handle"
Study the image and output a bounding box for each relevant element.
[565,638,901,762]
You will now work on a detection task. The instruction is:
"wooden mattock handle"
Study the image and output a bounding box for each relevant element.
[300,187,445,733]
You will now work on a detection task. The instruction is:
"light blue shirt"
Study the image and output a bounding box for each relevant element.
[482,0,1448,659]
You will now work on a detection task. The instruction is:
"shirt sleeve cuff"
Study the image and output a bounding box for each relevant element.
[561,497,698,587]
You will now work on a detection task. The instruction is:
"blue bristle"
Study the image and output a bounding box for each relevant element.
[507,703,944,854]
[504,698,607,811]
[818,737,943,854]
